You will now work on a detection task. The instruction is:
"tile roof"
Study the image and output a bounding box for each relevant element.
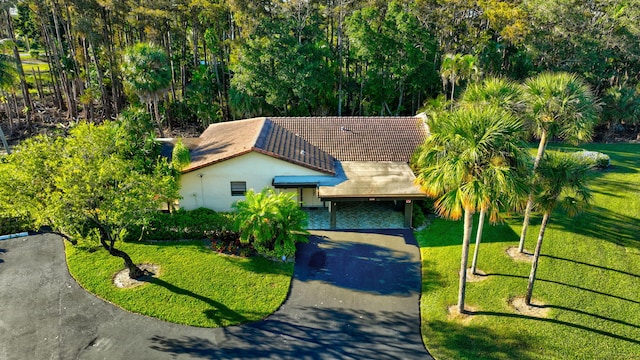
[182,116,428,174]
[269,117,428,162]
[183,118,336,174]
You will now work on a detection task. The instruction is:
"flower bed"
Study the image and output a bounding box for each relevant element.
[210,230,257,257]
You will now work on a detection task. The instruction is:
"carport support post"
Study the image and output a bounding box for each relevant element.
[330,201,337,229]
[404,200,413,228]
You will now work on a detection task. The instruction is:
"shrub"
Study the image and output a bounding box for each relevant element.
[573,150,611,169]
[233,189,309,260]
[127,208,235,241]
[0,215,33,235]
[209,230,256,257]
[412,200,434,229]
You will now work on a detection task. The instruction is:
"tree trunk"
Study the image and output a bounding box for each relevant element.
[518,130,548,252]
[450,75,456,106]
[152,96,165,137]
[458,208,474,314]
[97,227,144,279]
[89,38,111,120]
[525,211,550,305]
[471,208,485,275]
[0,125,11,154]
[5,9,32,127]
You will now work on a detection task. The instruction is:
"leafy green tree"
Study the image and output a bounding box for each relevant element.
[231,2,335,116]
[525,152,593,305]
[414,104,525,313]
[0,122,179,278]
[517,72,600,253]
[346,1,439,115]
[233,189,309,259]
[121,43,172,137]
[186,65,222,126]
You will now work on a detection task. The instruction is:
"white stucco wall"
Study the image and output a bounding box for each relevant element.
[179,152,326,212]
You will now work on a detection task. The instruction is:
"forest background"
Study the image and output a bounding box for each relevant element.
[1,0,640,141]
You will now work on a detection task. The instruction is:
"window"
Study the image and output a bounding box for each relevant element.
[231,181,247,196]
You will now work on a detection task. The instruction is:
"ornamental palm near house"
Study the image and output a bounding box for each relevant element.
[161,116,429,229]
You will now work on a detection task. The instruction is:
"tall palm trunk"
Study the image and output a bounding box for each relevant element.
[152,95,165,137]
[518,130,548,252]
[471,208,486,274]
[526,211,550,305]
[450,76,456,106]
[458,208,474,313]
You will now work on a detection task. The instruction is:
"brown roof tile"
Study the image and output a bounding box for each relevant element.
[183,116,427,173]
[183,118,336,174]
[269,117,427,162]
[184,118,265,172]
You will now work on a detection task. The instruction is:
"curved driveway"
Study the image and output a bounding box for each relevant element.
[0,231,430,359]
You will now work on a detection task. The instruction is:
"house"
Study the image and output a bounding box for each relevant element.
[174,116,429,229]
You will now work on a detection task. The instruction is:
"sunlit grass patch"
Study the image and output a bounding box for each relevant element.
[419,143,640,359]
[66,240,293,327]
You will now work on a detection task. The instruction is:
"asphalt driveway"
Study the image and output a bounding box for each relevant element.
[0,231,430,359]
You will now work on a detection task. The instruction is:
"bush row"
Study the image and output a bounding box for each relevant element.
[127,207,236,241]
[0,216,33,236]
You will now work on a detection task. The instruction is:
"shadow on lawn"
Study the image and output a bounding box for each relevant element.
[421,218,520,248]
[541,254,640,279]
[150,307,429,359]
[591,176,640,197]
[145,277,247,326]
[550,205,640,250]
[425,319,537,360]
[487,273,640,305]
[470,310,640,346]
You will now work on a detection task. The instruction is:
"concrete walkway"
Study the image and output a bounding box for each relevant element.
[0,232,430,359]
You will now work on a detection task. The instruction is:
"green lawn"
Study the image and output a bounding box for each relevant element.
[20,53,52,95]
[65,240,294,327]
[418,143,640,359]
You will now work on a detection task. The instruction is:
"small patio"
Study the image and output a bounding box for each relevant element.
[305,201,405,230]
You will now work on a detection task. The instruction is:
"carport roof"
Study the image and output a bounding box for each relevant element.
[318,161,426,200]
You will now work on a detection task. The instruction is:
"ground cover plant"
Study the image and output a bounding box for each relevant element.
[418,143,640,359]
[65,239,293,327]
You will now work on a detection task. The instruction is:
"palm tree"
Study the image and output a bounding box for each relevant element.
[460,77,522,115]
[440,53,481,105]
[525,152,592,305]
[460,77,529,275]
[517,72,600,253]
[233,188,309,259]
[121,43,172,137]
[414,104,524,313]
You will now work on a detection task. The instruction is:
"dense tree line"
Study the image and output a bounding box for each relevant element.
[1,0,639,135]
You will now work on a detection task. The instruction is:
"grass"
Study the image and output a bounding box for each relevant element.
[19,52,52,96]
[418,143,640,359]
[65,240,294,327]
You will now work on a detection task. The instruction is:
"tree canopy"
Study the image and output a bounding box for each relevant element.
[3,0,638,136]
[0,121,179,278]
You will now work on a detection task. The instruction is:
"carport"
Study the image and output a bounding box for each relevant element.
[318,161,426,229]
